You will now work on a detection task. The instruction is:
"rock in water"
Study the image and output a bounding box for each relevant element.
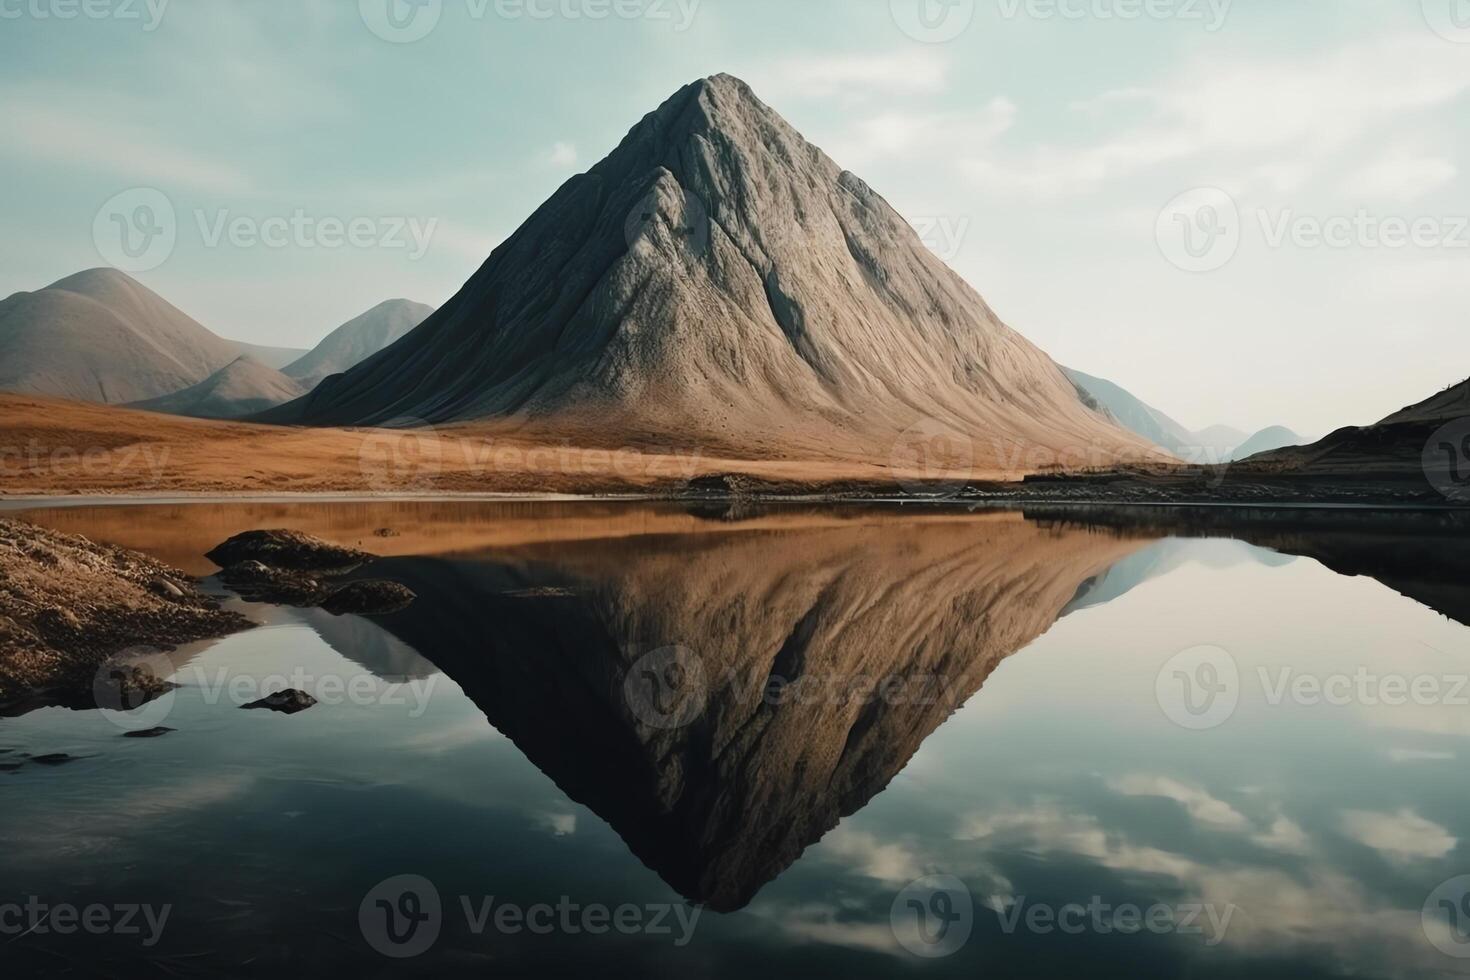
[242,690,318,715]
[262,74,1156,476]
[206,530,371,572]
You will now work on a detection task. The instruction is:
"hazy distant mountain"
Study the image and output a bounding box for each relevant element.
[1228,425,1304,462]
[265,75,1154,474]
[283,299,434,389]
[127,356,307,419]
[0,268,240,404]
[1065,368,1246,461]
[229,340,309,371]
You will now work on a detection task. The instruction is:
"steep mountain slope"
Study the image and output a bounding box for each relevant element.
[1228,425,1304,462]
[266,75,1156,474]
[126,356,307,419]
[0,269,240,404]
[283,299,435,389]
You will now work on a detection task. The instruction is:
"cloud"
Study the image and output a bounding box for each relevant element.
[1340,150,1458,202]
[1251,817,1309,854]
[1110,775,1249,832]
[1341,809,1457,862]
[957,34,1470,201]
[754,49,952,102]
[820,827,923,884]
[0,102,254,195]
[548,142,579,168]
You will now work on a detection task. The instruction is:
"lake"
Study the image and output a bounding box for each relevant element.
[2,501,1469,978]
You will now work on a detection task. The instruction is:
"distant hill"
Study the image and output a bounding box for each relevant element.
[229,340,309,371]
[0,268,240,404]
[1064,368,1247,462]
[283,299,434,389]
[127,356,307,420]
[1228,425,1304,462]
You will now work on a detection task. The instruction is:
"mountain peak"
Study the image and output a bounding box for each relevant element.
[265,77,1155,475]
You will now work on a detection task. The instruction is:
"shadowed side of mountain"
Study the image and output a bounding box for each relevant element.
[1245,378,1469,487]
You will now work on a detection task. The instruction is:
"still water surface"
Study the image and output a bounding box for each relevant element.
[2,502,1468,978]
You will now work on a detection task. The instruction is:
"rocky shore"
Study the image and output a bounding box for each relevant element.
[0,519,253,711]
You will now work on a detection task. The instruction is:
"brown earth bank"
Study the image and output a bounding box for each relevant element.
[0,393,1463,506]
[0,519,252,712]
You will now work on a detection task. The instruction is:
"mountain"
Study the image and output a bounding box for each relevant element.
[1064,368,1247,462]
[265,75,1154,474]
[0,268,241,404]
[1228,425,1304,462]
[356,515,1151,911]
[282,299,435,389]
[1247,378,1470,492]
[229,340,309,371]
[126,356,307,419]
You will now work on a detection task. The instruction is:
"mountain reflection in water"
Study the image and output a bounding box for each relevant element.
[6,501,1470,978]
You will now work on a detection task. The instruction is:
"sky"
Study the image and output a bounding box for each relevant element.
[0,0,1466,437]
